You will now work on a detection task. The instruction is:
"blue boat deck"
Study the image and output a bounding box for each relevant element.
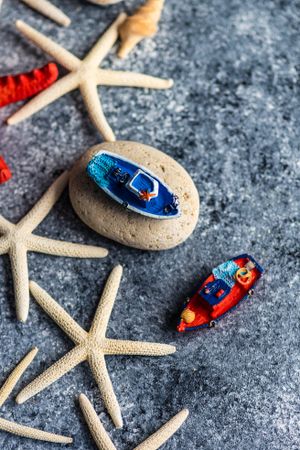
[87,151,180,220]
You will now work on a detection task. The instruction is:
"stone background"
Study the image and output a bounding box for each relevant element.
[0,0,299,449]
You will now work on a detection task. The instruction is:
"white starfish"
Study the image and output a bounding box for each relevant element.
[0,348,38,408]
[16,265,176,428]
[7,14,173,142]
[79,394,188,450]
[19,0,71,27]
[0,171,107,323]
[0,348,72,444]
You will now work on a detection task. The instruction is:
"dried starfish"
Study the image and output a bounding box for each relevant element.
[0,419,72,444]
[0,348,72,444]
[0,347,38,407]
[8,14,173,142]
[16,266,176,428]
[0,171,107,323]
[79,394,188,450]
[19,0,71,27]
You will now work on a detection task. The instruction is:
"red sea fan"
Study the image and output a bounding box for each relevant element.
[0,62,59,108]
[0,157,12,184]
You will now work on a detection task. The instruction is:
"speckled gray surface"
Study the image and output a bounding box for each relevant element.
[0,0,299,449]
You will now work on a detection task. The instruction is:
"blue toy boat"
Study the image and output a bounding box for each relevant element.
[86,151,180,220]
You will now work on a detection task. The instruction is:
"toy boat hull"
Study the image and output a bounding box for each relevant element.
[87,151,180,220]
[177,254,263,332]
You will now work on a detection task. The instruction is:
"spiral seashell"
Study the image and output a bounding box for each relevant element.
[118,0,165,59]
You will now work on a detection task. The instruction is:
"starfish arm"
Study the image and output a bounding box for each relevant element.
[80,80,115,142]
[90,265,123,339]
[79,394,117,450]
[30,281,87,345]
[0,417,72,444]
[84,13,127,67]
[17,171,69,233]
[0,237,9,256]
[134,409,189,450]
[7,73,79,126]
[20,0,71,27]
[0,347,38,408]
[9,244,30,322]
[0,215,13,234]
[15,20,80,70]
[89,351,123,429]
[103,339,176,357]
[98,70,174,89]
[16,345,87,404]
[28,236,108,259]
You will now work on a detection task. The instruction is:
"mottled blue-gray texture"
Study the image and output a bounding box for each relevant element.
[0,0,299,449]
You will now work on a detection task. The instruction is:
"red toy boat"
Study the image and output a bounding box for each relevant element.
[177,254,263,332]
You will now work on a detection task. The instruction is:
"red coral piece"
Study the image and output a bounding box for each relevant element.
[0,157,12,184]
[0,62,59,108]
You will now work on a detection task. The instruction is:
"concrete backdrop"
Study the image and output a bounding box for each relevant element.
[0,0,299,449]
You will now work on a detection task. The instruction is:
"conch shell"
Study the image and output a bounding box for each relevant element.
[118,0,165,59]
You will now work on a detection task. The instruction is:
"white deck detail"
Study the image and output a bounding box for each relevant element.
[126,169,159,200]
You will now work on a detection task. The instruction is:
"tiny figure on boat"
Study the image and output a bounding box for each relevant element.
[177,254,263,332]
[87,151,180,219]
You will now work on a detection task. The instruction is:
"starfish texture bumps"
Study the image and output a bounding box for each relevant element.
[19,0,71,27]
[16,265,176,428]
[0,171,107,322]
[7,14,173,142]
[0,348,38,408]
[79,394,188,450]
[0,348,72,444]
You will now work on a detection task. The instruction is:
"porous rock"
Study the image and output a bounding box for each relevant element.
[69,141,199,250]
